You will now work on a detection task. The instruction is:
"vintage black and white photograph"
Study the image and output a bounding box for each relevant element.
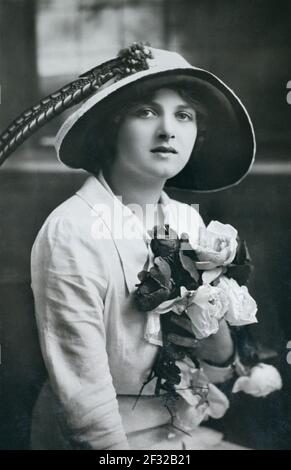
[0,0,291,452]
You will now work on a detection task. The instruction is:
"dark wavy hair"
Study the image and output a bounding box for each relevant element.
[83,77,208,176]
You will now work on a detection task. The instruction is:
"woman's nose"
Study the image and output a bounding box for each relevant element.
[156,116,175,140]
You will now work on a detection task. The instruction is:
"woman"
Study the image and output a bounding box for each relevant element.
[29,44,258,450]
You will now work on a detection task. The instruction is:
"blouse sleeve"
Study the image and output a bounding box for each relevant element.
[31,215,129,450]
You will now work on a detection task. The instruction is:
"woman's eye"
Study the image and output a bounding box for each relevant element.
[136,108,156,118]
[176,111,193,121]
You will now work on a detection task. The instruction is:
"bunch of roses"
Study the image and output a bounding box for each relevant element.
[134,221,282,426]
[135,221,257,340]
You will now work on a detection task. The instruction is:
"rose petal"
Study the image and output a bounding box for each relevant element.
[207,384,230,419]
[207,221,238,240]
[232,363,282,397]
[202,268,223,285]
[217,276,257,326]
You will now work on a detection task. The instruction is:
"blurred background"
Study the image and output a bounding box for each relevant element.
[1,0,291,449]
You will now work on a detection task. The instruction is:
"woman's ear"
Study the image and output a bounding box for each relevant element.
[113,114,122,125]
[193,133,205,155]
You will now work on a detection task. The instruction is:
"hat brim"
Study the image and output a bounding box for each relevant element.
[56,67,255,192]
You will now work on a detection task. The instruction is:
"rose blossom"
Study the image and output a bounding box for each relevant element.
[216,276,257,326]
[147,285,229,340]
[232,363,282,397]
[194,221,238,270]
[185,285,229,339]
[173,364,229,432]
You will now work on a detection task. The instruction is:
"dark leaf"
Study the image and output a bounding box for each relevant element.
[137,270,150,282]
[233,238,252,265]
[150,257,172,287]
[180,233,199,261]
[134,285,173,311]
[230,325,260,367]
[179,251,200,283]
[226,263,254,285]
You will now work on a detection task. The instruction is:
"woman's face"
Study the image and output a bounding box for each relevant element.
[112,87,198,182]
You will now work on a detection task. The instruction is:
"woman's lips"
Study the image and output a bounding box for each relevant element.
[151,146,177,157]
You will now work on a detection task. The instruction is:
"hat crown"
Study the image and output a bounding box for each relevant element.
[147,47,193,71]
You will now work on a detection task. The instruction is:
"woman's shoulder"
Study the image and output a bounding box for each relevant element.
[36,176,109,236]
[31,197,111,279]
[36,197,90,238]
[32,194,109,257]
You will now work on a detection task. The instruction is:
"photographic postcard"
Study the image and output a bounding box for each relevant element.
[0,0,290,453]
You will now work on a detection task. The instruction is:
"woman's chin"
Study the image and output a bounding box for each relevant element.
[146,170,175,181]
[145,163,184,181]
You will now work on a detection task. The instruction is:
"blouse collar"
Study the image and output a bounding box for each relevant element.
[75,173,196,294]
[76,174,170,293]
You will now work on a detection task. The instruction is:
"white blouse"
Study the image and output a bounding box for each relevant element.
[30,174,235,450]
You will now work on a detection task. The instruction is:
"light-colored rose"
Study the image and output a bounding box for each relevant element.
[176,364,229,420]
[173,365,229,432]
[186,285,229,339]
[207,383,230,419]
[144,293,189,346]
[175,357,208,406]
[148,295,187,315]
[173,396,209,432]
[194,221,238,270]
[232,363,282,397]
[202,267,223,285]
[147,287,195,317]
[145,281,231,344]
[154,286,229,339]
[217,276,258,326]
[174,364,210,431]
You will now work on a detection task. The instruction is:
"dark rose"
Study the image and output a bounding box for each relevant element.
[150,225,180,257]
[135,257,174,311]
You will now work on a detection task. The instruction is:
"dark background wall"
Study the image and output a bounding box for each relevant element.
[1,0,291,449]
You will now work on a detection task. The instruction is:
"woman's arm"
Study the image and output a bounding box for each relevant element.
[31,215,129,450]
[167,315,234,364]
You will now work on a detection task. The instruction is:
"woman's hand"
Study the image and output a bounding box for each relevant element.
[195,318,234,365]
[166,314,234,366]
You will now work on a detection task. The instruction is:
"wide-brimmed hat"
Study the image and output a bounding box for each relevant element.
[0,43,255,191]
[56,45,255,192]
